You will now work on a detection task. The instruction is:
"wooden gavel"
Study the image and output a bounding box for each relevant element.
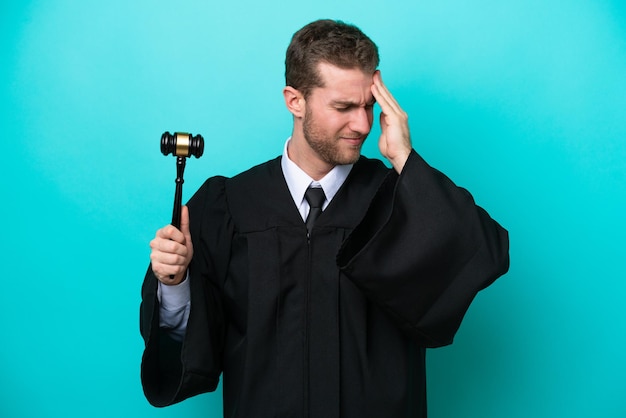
[161,131,204,229]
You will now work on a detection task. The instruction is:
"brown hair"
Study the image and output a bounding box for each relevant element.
[285,19,379,98]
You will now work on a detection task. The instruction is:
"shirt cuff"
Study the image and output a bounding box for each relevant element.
[157,272,191,311]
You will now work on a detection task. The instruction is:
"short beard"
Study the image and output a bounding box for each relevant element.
[302,107,364,166]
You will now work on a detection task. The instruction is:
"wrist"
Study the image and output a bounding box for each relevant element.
[389,149,412,174]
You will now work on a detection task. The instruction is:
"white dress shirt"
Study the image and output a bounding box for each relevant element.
[158,138,353,340]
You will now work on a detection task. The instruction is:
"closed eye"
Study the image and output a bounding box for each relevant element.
[333,101,376,112]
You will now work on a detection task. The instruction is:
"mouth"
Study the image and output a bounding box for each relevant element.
[340,136,365,146]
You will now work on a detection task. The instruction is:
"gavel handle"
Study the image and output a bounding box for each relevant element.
[171,156,186,229]
[170,156,186,280]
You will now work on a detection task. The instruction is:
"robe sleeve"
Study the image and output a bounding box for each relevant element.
[140,177,229,406]
[337,150,510,347]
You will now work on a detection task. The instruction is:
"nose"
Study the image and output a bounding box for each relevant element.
[350,107,372,135]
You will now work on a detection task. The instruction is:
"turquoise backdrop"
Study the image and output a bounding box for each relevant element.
[2,1,625,417]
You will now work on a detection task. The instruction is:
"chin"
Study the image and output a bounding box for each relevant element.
[335,149,362,165]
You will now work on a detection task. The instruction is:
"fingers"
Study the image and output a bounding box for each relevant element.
[150,236,189,280]
[150,235,188,261]
[372,71,406,121]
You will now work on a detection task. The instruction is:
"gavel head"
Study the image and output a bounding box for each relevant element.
[161,131,204,158]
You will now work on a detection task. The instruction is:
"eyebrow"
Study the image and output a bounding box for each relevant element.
[331,98,377,107]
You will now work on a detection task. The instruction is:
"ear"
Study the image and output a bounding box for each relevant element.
[283,86,306,118]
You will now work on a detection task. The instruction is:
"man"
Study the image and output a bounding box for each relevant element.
[140,19,509,418]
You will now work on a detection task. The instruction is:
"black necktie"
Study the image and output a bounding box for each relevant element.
[305,186,326,235]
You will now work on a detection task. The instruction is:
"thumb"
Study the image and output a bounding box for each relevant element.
[180,205,192,243]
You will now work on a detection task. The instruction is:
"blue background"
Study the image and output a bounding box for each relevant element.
[2,1,625,417]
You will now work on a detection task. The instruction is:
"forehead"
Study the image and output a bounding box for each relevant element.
[312,62,374,103]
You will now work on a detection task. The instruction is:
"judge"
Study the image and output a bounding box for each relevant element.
[140,19,510,418]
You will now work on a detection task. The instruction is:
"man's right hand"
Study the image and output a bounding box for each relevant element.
[149,205,194,286]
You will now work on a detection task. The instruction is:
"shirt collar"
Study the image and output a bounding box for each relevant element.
[280,138,353,208]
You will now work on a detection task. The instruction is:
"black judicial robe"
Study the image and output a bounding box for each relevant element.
[140,150,510,418]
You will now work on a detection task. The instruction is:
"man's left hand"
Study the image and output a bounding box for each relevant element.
[371,70,412,174]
